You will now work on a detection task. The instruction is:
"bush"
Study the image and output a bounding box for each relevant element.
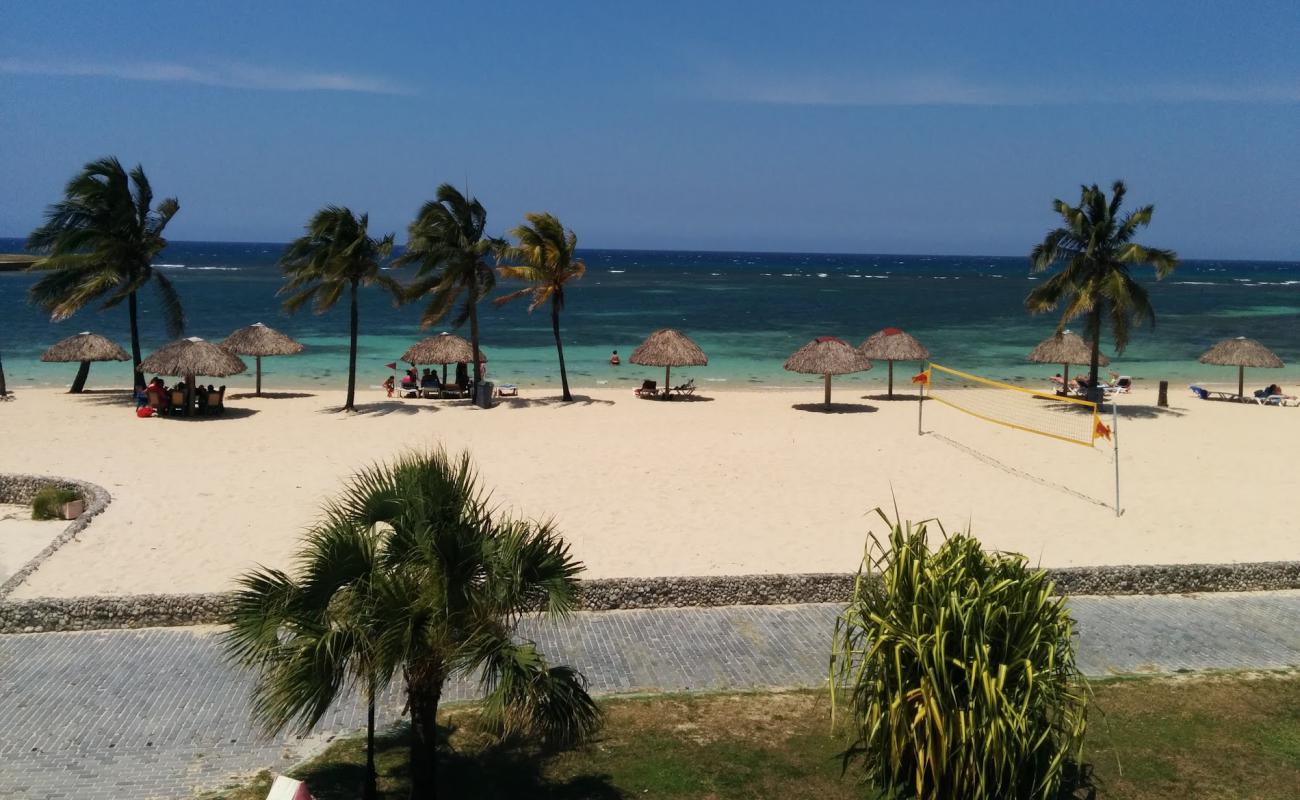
[829,511,1088,800]
[31,487,81,520]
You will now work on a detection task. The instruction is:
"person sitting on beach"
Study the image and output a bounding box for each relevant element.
[455,362,470,388]
[194,384,209,411]
[383,375,395,397]
[144,377,167,406]
[609,350,621,366]
[1263,383,1295,399]
[1050,373,1065,388]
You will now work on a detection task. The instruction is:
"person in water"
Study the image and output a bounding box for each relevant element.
[609,350,620,366]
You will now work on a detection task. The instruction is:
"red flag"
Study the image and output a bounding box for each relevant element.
[384,362,397,370]
[1094,419,1112,441]
[911,369,930,385]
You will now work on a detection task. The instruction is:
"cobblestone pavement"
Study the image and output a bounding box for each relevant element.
[2,591,1298,799]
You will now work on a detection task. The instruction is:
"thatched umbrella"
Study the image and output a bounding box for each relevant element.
[1199,336,1284,398]
[401,332,487,385]
[1027,331,1109,390]
[630,328,708,393]
[139,337,247,415]
[859,328,929,398]
[784,336,872,407]
[41,331,129,393]
[222,322,305,397]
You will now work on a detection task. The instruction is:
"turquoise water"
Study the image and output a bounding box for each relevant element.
[3,238,1299,392]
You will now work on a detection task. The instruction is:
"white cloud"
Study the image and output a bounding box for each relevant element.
[695,65,1300,107]
[0,58,414,96]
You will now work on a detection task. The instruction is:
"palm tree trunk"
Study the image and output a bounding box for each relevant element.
[363,682,377,800]
[0,349,8,396]
[70,361,91,393]
[128,291,144,391]
[468,279,482,387]
[1088,307,1103,403]
[552,303,571,402]
[407,675,442,800]
[345,280,359,412]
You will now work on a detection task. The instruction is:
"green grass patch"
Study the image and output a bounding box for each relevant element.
[206,673,1300,800]
[30,486,79,520]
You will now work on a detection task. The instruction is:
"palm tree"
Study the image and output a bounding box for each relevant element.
[226,449,601,800]
[26,157,184,391]
[1026,181,1179,399]
[224,523,385,800]
[495,213,586,401]
[279,207,401,412]
[0,348,8,397]
[395,185,501,387]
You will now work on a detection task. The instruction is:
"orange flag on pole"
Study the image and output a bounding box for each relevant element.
[911,369,930,385]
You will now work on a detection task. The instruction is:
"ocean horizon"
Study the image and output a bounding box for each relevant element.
[3,237,1299,393]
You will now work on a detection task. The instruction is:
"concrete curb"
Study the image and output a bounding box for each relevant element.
[3,561,1298,634]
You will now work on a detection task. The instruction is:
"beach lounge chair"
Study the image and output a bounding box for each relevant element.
[440,383,468,399]
[670,379,696,397]
[420,377,441,399]
[207,386,226,415]
[1252,390,1299,407]
[495,384,518,397]
[1189,384,1243,402]
[634,379,659,398]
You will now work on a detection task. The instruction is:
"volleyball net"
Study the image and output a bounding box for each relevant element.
[919,363,1109,448]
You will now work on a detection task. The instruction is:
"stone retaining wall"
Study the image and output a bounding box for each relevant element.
[3,561,1298,634]
[0,474,111,599]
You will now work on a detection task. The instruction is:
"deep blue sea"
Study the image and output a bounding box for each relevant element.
[2,238,1298,392]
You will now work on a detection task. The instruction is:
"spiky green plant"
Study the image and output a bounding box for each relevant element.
[495,212,586,402]
[26,157,184,390]
[225,449,601,800]
[1026,180,1178,399]
[829,511,1088,800]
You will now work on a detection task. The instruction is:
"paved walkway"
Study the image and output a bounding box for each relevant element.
[2,591,1299,799]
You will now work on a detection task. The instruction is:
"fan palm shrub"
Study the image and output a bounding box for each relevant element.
[495,213,586,401]
[395,185,501,387]
[279,206,402,411]
[1026,180,1178,400]
[829,511,1088,800]
[225,449,600,800]
[26,157,184,390]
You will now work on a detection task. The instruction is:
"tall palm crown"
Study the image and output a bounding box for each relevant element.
[27,157,184,390]
[279,206,400,412]
[496,213,586,401]
[1026,181,1178,393]
[225,449,600,799]
[395,184,501,386]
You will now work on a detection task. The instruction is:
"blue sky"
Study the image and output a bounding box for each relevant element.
[2,1,1298,258]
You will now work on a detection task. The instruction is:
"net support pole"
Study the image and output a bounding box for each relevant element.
[917,364,925,435]
[1112,400,1121,517]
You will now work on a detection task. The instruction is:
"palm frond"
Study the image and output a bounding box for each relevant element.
[151,270,186,337]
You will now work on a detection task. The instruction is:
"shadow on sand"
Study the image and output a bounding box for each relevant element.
[792,402,878,414]
[861,393,925,403]
[227,391,317,401]
[155,406,262,421]
[318,401,441,417]
[500,394,617,408]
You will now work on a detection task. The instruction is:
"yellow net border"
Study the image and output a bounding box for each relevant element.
[923,363,1102,448]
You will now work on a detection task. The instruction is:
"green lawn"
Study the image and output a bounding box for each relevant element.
[207,672,1300,799]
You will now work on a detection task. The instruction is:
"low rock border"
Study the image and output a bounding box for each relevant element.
[3,561,1299,634]
[0,474,111,599]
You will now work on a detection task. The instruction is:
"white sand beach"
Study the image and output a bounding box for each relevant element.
[1,384,1296,599]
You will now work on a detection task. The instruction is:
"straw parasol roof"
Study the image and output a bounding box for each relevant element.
[785,336,871,407]
[1027,331,1110,367]
[41,332,129,363]
[859,328,929,361]
[222,322,305,357]
[139,337,247,377]
[1199,336,1283,398]
[401,332,487,366]
[41,331,130,394]
[784,336,872,376]
[860,328,928,398]
[1199,337,1283,369]
[630,329,708,368]
[630,329,707,396]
